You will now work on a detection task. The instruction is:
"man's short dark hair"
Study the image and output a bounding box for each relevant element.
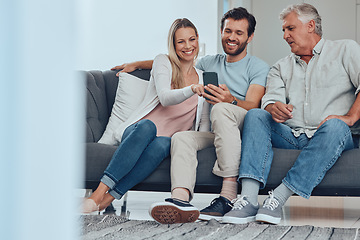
[221,7,256,36]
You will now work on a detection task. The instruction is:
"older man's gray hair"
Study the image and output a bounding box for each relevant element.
[280,3,322,37]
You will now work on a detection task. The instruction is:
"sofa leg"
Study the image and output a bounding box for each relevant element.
[103,203,116,215]
[103,193,129,217]
[120,192,129,218]
[84,189,93,198]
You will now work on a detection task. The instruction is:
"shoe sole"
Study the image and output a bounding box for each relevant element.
[198,214,223,221]
[256,213,281,224]
[222,216,255,224]
[150,202,199,224]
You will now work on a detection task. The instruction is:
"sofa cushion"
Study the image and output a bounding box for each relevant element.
[98,72,149,145]
[102,69,151,114]
[85,142,118,186]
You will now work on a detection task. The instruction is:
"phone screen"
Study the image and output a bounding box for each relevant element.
[203,72,219,99]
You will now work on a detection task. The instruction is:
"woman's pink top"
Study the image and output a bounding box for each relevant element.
[142,94,198,137]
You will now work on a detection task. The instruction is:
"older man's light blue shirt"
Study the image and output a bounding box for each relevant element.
[262,39,360,137]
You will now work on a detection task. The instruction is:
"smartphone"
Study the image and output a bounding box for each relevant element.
[203,72,219,100]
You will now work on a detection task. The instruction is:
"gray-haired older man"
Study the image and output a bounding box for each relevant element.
[222,3,360,225]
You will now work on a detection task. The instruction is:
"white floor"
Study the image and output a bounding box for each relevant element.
[96,190,360,228]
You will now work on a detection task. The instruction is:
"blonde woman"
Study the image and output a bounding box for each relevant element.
[82,18,210,215]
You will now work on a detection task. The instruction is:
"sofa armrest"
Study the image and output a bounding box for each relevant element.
[84,70,110,142]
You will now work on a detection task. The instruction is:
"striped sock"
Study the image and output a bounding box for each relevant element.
[171,188,190,202]
[220,179,238,201]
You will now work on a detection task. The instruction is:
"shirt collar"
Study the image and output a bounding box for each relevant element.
[294,38,324,62]
[313,38,324,55]
[225,52,250,64]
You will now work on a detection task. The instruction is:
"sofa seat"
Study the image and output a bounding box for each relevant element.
[83,69,360,196]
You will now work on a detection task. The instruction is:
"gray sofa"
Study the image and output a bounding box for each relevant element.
[84,69,360,196]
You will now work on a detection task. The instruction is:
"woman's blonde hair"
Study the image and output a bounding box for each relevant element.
[167,18,199,89]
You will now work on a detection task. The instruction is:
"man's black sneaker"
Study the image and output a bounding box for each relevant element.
[149,198,199,224]
[198,196,233,221]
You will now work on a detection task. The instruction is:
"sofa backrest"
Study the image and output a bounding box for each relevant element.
[84,69,151,143]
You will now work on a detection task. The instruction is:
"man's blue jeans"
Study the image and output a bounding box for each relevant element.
[238,109,356,199]
[101,119,171,199]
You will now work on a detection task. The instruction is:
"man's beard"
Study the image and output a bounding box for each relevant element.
[223,39,248,56]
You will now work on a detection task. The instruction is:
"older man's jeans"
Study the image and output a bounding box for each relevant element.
[238,109,356,199]
[101,119,171,199]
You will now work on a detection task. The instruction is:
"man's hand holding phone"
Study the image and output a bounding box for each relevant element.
[203,84,235,104]
[203,71,235,105]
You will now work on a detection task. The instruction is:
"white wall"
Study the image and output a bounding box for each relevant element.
[77,0,360,70]
[306,0,357,40]
[251,0,301,66]
[358,1,360,42]
[76,0,219,71]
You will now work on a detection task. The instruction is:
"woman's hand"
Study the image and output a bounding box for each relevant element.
[111,62,138,76]
[191,84,204,96]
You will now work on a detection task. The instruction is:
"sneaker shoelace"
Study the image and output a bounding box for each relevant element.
[231,196,249,210]
[263,191,279,211]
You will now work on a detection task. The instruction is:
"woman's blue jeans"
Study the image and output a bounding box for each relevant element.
[100,119,171,199]
[238,109,357,199]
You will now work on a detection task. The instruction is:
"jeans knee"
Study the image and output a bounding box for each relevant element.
[136,119,157,137]
[316,118,353,150]
[153,136,171,156]
[320,118,350,135]
[245,108,268,122]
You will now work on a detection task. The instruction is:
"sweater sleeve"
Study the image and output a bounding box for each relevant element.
[152,54,194,107]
